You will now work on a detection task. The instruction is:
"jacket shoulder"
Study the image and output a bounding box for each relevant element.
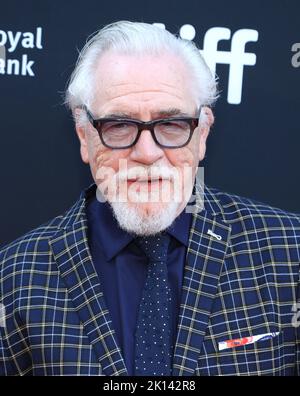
[206,186,300,227]
[0,214,64,263]
[0,185,89,264]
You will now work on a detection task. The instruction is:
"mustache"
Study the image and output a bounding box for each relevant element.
[115,165,177,182]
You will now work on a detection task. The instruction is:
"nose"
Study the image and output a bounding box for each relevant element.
[129,129,165,165]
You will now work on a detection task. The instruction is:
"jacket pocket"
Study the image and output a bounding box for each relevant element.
[196,330,288,375]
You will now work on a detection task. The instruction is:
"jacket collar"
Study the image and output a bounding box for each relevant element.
[49,184,128,376]
[172,183,231,375]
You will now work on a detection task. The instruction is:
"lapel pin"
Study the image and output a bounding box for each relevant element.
[207,229,222,241]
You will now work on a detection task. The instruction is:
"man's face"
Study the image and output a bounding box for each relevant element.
[76,51,213,234]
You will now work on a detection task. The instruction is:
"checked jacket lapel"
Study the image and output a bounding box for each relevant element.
[49,189,128,376]
[172,185,231,376]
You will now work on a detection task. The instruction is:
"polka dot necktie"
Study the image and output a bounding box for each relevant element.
[134,233,172,376]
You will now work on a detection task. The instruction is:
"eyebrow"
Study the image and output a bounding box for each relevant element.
[155,108,192,118]
[102,108,192,119]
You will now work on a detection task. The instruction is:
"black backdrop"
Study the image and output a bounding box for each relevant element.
[0,0,299,247]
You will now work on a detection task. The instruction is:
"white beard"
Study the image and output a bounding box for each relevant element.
[109,200,180,236]
[95,162,195,236]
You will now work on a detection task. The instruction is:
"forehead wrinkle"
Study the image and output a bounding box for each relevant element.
[102,80,189,99]
[102,89,186,103]
[103,107,192,119]
[105,82,186,92]
[107,81,186,89]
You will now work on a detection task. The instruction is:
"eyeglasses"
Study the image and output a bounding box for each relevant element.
[82,106,200,149]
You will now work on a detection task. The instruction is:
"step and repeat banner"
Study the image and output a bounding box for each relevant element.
[0,0,299,246]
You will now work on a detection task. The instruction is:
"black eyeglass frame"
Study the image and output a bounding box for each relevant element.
[81,105,201,149]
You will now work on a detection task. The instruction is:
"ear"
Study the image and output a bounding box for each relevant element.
[74,108,90,164]
[198,106,214,161]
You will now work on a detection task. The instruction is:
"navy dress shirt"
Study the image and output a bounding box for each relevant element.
[86,190,192,375]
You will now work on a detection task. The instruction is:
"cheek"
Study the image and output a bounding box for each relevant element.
[165,146,199,168]
[85,131,131,186]
[89,138,131,174]
[164,143,200,191]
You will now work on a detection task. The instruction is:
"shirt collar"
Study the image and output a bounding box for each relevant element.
[166,207,192,247]
[85,186,192,261]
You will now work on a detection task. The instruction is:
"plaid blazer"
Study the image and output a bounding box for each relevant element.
[0,184,299,376]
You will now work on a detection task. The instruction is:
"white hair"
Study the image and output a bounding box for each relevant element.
[65,21,218,121]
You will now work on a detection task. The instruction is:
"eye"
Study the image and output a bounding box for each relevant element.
[103,121,135,134]
[157,120,190,133]
[111,122,130,129]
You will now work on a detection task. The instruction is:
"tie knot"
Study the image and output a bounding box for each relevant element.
[135,233,170,262]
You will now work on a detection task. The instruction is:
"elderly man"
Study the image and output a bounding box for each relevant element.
[0,21,300,376]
